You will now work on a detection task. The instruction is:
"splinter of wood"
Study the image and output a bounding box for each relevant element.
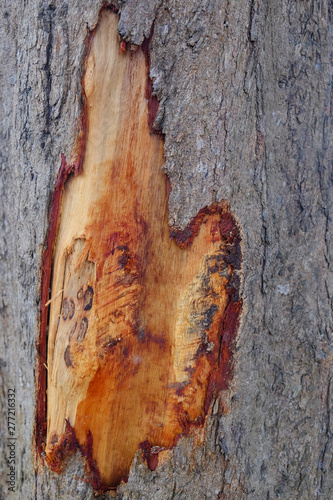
[42,9,242,491]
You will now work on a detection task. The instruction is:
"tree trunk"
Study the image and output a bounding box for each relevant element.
[1,1,332,499]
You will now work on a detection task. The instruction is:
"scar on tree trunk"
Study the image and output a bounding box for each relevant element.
[36,6,242,493]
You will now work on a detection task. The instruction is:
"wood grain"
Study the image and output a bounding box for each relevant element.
[45,9,241,489]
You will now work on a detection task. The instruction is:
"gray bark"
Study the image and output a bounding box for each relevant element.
[1,0,332,499]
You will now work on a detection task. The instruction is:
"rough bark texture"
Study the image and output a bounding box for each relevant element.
[0,0,332,499]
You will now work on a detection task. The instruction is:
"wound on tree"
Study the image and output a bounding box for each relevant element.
[38,8,242,491]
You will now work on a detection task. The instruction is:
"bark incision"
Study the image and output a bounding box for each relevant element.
[40,9,242,490]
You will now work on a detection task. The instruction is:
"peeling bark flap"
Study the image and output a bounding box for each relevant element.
[40,9,242,491]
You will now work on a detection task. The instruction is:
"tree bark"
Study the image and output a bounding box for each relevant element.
[1,1,332,499]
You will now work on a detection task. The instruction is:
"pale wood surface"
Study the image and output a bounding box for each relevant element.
[46,11,231,487]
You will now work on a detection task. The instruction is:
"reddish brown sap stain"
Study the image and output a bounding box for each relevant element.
[39,6,242,494]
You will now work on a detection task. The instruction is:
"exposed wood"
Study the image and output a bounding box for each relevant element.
[44,9,241,490]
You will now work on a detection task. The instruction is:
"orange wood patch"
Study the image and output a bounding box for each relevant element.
[43,9,242,490]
